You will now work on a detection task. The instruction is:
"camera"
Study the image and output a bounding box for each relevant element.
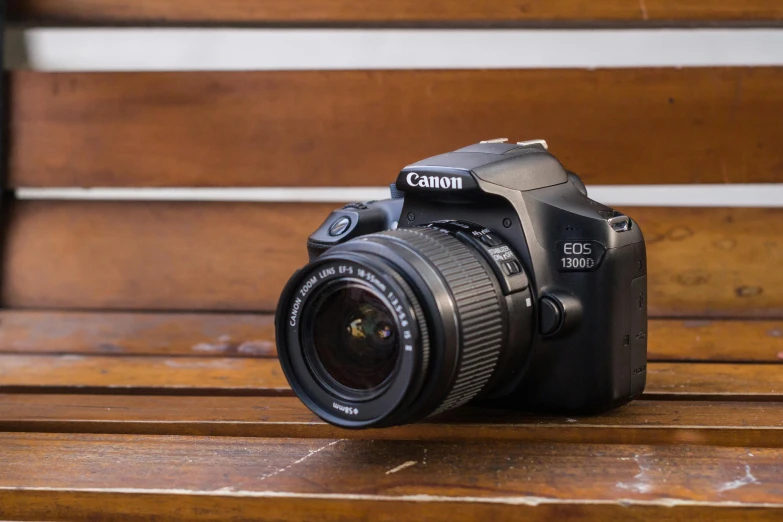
[276,139,647,428]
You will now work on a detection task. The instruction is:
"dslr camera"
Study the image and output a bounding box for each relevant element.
[277,139,647,428]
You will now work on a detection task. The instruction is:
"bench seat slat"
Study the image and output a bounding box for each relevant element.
[4,490,781,522]
[0,311,780,362]
[0,310,278,357]
[2,394,783,447]
[1,432,782,521]
[0,355,781,399]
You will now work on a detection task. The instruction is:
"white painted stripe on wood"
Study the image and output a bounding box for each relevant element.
[8,28,783,71]
[15,185,783,207]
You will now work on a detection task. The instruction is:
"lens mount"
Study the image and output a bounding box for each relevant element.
[276,225,509,429]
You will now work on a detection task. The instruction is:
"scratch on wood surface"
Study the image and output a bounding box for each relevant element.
[5,487,783,508]
[191,339,274,356]
[638,0,649,20]
[718,463,760,492]
[386,461,417,475]
[259,439,344,481]
[720,158,729,184]
[192,342,232,353]
[616,453,655,493]
[163,359,241,370]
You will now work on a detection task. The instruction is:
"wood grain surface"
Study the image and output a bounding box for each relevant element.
[0,311,780,361]
[2,394,783,447]
[0,310,277,357]
[1,433,782,522]
[632,206,783,318]
[1,356,781,399]
[0,355,290,395]
[3,201,780,317]
[648,319,783,361]
[10,68,783,187]
[9,0,783,26]
[1,201,335,311]
[644,363,783,400]
[4,490,782,522]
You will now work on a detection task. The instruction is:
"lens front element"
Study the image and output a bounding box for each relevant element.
[309,284,400,392]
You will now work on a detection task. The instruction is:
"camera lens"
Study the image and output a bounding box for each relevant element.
[277,225,530,429]
[306,283,400,393]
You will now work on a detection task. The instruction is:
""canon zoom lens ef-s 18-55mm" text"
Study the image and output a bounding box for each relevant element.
[276,139,647,429]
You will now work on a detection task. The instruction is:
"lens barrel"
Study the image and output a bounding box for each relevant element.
[277,226,508,428]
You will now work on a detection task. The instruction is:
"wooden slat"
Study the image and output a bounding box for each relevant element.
[1,311,780,362]
[633,206,783,318]
[3,202,781,317]
[1,355,781,399]
[9,68,783,187]
[0,355,290,395]
[0,310,276,357]
[644,363,783,400]
[1,201,335,311]
[8,0,783,26]
[2,395,783,447]
[1,433,782,521]
[648,319,783,361]
[4,491,782,522]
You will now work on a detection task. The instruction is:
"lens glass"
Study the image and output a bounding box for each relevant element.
[308,284,400,392]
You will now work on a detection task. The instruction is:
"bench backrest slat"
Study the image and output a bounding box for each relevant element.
[9,0,783,26]
[2,201,780,318]
[10,68,783,188]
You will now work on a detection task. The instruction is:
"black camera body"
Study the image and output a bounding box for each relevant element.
[277,140,647,429]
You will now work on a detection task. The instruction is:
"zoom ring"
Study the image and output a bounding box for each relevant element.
[375,227,504,416]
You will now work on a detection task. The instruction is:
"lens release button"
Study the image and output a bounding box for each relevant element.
[328,217,352,236]
[540,297,562,335]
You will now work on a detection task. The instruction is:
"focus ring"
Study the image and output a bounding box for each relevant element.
[374,227,504,416]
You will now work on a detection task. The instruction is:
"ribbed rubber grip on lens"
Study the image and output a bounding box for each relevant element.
[376,227,504,416]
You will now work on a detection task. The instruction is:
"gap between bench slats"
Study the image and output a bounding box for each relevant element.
[8,0,783,26]
[9,68,783,187]
[0,311,779,362]
[0,356,780,400]
[1,395,783,447]
[1,433,782,521]
[2,202,781,316]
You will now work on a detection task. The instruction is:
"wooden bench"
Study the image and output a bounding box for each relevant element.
[1,1,782,520]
